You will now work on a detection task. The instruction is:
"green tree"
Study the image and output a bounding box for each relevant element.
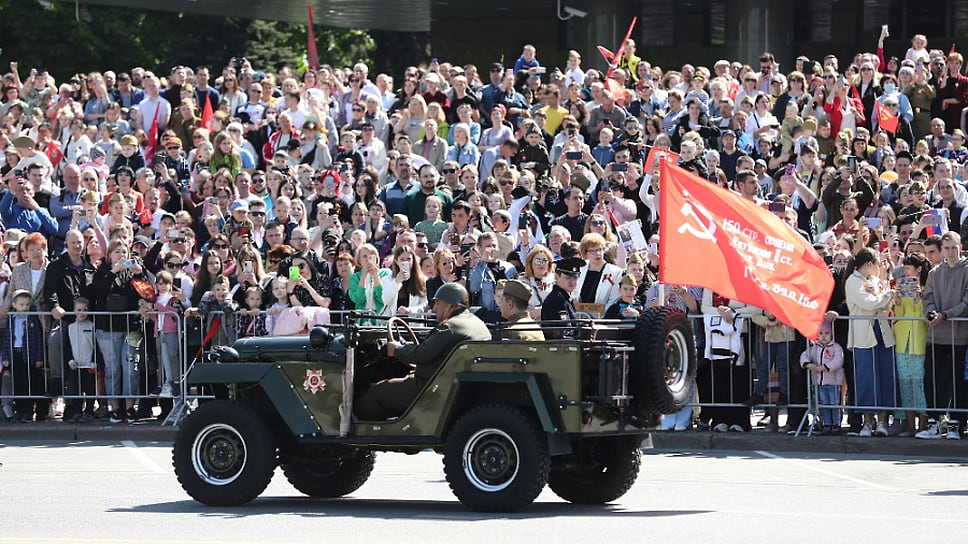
[0,0,374,81]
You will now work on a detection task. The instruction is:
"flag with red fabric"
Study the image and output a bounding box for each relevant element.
[200,95,213,131]
[307,4,321,71]
[658,161,834,339]
[874,100,899,133]
[144,106,160,168]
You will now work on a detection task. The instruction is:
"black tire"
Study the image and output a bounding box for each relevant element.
[630,307,697,414]
[172,399,277,506]
[548,436,641,504]
[443,404,550,512]
[282,451,376,498]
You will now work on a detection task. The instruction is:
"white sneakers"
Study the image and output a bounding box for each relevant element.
[875,422,889,437]
[915,418,962,439]
[859,424,873,437]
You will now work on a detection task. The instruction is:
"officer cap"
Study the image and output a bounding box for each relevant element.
[555,257,586,277]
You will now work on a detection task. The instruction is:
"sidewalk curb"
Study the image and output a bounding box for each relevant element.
[2,425,966,458]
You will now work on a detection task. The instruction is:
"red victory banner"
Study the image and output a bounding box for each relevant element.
[874,99,899,133]
[658,161,834,339]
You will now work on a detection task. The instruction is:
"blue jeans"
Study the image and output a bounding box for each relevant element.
[817,384,842,427]
[156,332,180,387]
[756,341,791,396]
[96,330,140,399]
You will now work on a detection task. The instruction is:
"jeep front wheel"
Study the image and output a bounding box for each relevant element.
[282,451,375,498]
[172,400,277,506]
[443,404,550,512]
[548,436,641,504]
[630,307,697,414]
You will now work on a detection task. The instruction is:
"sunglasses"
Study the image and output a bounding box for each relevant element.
[442,260,455,265]
[164,262,182,269]
[499,179,513,186]
[268,259,281,264]
[590,220,606,226]
[252,177,266,183]
[441,168,457,174]
[166,146,180,150]
[171,238,187,244]
[533,257,550,265]
[248,211,265,216]
[295,262,307,270]
[352,107,363,112]
[212,243,229,249]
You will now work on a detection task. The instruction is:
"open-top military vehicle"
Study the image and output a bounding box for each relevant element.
[172,307,696,512]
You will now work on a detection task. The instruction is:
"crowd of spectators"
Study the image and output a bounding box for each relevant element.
[0,27,967,437]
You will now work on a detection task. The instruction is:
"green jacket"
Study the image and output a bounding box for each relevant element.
[395,308,491,381]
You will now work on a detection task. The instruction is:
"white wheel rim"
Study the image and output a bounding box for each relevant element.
[191,423,248,486]
[462,428,520,492]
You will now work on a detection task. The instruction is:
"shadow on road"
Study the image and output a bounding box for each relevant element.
[108,497,714,520]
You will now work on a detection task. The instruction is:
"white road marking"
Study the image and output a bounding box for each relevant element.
[121,440,166,473]
[754,450,891,490]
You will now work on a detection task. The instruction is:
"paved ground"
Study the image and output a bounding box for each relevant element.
[1,440,966,543]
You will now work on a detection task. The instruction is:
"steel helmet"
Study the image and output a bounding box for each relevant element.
[433,283,469,308]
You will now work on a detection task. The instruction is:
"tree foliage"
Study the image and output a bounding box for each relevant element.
[0,0,374,80]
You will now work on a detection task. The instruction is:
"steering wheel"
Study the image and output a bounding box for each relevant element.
[386,316,419,346]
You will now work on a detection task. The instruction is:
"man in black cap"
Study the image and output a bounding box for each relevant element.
[355,283,491,420]
[542,256,585,338]
[497,279,544,341]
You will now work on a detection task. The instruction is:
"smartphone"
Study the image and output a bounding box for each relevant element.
[431,57,438,65]
[459,242,474,254]
[288,265,300,281]
[916,61,923,76]
[878,240,889,252]
[612,163,628,172]
[768,202,785,213]
[785,164,795,177]
[847,156,857,172]
[890,225,898,237]
[400,261,411,273]
[243,261,253,273]
[648,242,658,254]
[565,151,582,160]
[79,209,87,217]
[536,66,547,74]
[866,217,881,228]
[120,259,135,268]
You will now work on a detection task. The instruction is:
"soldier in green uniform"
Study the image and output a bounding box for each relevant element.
[497,279,545,341]
[356,283,491,420]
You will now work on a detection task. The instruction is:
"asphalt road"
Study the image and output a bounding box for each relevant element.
[1,441,967,544]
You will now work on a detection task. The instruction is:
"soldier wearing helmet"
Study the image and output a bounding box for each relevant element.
[355,283,491,420]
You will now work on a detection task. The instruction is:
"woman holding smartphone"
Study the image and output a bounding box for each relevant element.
[381,246,427,316]
[348,243,392,317]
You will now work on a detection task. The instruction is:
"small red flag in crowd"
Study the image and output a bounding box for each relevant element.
[658,161,834,339]
[307,4,321,72]
[200,95,213,131]
[144,106,160,168]
[874,100,899,133]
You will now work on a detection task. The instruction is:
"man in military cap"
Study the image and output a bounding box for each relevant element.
[497,279,545,341]
[541,256,585,338]
[355,283,491,420]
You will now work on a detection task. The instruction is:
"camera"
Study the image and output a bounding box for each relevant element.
[927,310,938,321]
[120,259,135,268]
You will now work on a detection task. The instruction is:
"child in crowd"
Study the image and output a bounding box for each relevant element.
[893,254,930,437]
[794,117,819,158]
[266,276,291,333]
[190,275,239,348]
[66,298,97,423]
[592,127,615,167]
[800,321,845,434]
[2,290,47,423]
[361,199,391,245]
[238,285,269,338]
[605,275,643,320]
[149,271,186,398]
[779,102,803,155]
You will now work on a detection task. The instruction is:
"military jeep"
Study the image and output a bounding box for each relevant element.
[172,306,696,512]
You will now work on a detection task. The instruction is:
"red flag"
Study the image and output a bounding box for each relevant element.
[850,81,861,101]
[200,94,213,131]
[144,105,160,168]
[606,17,638,78]
[874,100,899,133]
[658,161,834,339]
[596,46,615,64]
[951,43,958,56]
[307,4,320,71]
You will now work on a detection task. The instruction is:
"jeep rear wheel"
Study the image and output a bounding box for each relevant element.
[444,404,550,512]
[172,400,277,506]
[548,436,641,504]
[282,451,375,498]
[630,307,697,414]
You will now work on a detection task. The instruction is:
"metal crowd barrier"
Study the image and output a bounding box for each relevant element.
[3,306,967,434]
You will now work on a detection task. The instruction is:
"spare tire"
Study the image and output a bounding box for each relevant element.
[629,306,697,414]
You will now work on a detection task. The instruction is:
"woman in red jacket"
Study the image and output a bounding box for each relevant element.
[824,78,865,137]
